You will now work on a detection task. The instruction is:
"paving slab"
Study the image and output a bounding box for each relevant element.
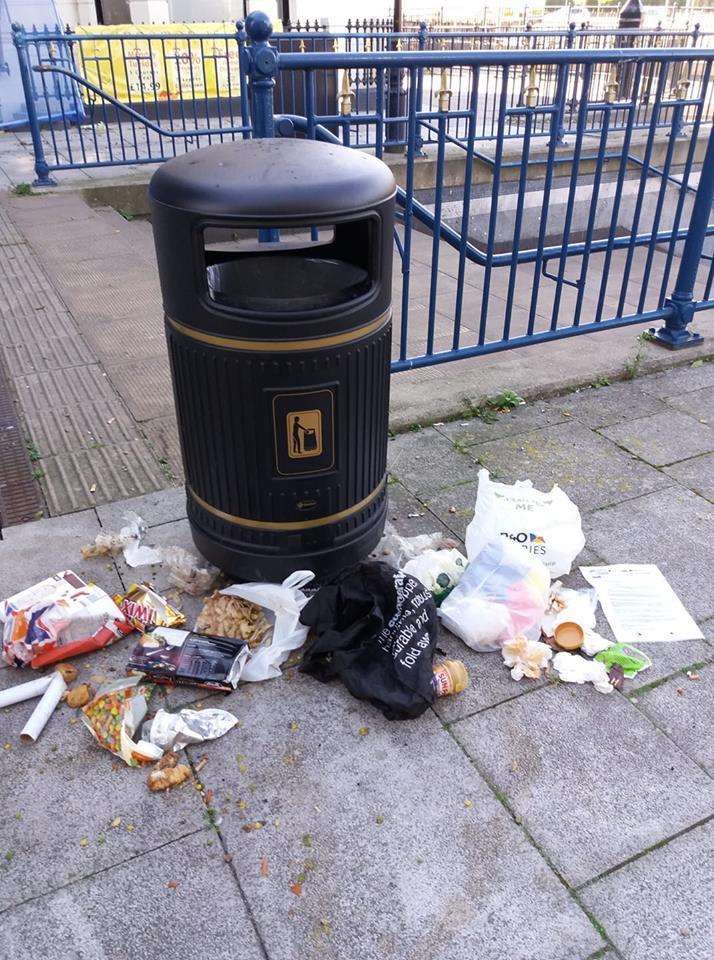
[664,386,714,426]
[662,452,714,503]
[419,476,480,539]
[633,663,714,773]
[387,428,481,500]
[599,410,714,467]
[142,414,185,483]
[0,510,117,598]
[621,615,714,692]
[37,439,166,516]
[433,400,567,445]
[96,486,188,530]
[580,820,714,960]
[547,381,669,429]
[636,361,714,399]
[23,397,140,458]
[0,831,266,960]
[463,420,673,514]
[583,487,714,623]
[193,670,603,960]
[451,683,714,888]
[105,357,174,423]
[0,663,208,912]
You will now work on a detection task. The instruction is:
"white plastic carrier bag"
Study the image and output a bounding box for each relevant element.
[465,469,585,578]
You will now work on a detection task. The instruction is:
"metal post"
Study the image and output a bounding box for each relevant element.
[11,22,56,186]
[243,12,279,242]
[551,22,574,146]
[413,20,427,156]
[651,125,714,349]
[385,0,406,152]
[243,10,278,139]
[236,19,251,139]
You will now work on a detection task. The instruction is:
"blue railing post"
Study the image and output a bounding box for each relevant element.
[652,125,714,349]
[11,22,56,186]
[243,10,278,138]
[414,20,427,157]
[550,21,575,146]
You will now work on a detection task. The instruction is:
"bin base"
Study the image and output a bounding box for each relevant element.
[189,500,387,584]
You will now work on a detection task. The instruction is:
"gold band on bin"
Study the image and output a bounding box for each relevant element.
[166,308,391,353]
[189,477,386,532]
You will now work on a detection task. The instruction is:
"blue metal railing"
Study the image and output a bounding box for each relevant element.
[12,13,714,365]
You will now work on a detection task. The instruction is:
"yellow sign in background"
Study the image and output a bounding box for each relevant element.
[74,22,259,103]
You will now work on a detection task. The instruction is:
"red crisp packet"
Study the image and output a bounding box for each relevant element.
[1,572,133,669]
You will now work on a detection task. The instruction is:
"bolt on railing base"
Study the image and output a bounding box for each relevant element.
[648,326,703,349]
[648,297,703,349]
[32,174,57,187]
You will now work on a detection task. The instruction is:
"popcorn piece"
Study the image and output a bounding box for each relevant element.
[502,634,553,681]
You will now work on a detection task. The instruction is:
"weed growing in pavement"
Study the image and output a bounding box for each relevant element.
[12,182,32,196]
[593,376,611,388]
[623,331,654,380]
[25,439,40,462]
[31,468,44,481]
[157,457,175,483]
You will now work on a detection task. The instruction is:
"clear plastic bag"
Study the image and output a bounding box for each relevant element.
[220,571,314,682]
[466,469,585,578]
[375,521,460,569]
[438,537,550,652]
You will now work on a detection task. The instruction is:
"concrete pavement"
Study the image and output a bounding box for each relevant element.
[0,365,712,959]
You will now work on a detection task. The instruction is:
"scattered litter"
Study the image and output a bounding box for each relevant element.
[161,546,218,596]
[438,537,549,652]
[0,675,52,709]
[20,671,66,742]
[215,572,314,682]
[127,627,248,692]
[81,512,162,567]
[432,658,469,696]
[147,707,238,752]
[147,753,191,792]
[196,592,270,647]
[376,522,460,569]
[115,583,185,631]
[608,664,625,690]
[403,548,467,605]
[65,683,92,709]
[1,572,132,668]
[82,678,158,766]
[541,583,597,648]
[407,512,423,519]
[299,561,438,720]
[56,663,78,684]
[260,857,269,877]
[502,635,553,680]
[552,651,613,694]
[466,469,585,577]
[581,564,703,644]
[687,671,701,681]
[594,643,651,678]
[580,630,613,657]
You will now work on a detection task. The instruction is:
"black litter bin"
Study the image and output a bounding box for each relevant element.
[149,138,396,581]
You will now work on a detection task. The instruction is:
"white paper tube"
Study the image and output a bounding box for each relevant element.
[0,675,53,709]
[20,672,66,743]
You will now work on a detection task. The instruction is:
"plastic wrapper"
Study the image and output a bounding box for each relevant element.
[375,521,460,569]
[402,548,467,605]
[595,643,652,678]
[1,571,133,669]
[127,627,248,692]
[300,561,438,720]
[160,546,218,596]
[466,468,585,578]
[82,677,159,766]
[146,707,238,752]
[115,583,185,631]
[581,630,613,657]
[81,512,162,567]
[552,651,613,694]
[502,634,553,681]
[438,537,550,652]
[541,583,597,639]
[219,572,314,682]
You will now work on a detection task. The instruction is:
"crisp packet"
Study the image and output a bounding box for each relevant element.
[115,583,185,631]
[1,572,133,669]
[82,677,161,766]
[127,627,248,692]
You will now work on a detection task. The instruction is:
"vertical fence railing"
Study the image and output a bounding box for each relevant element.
[13,13,714,363]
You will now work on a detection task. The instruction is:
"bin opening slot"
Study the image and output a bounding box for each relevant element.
[203,219,376,313]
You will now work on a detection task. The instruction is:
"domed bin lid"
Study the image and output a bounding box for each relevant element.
[149,138,397,220]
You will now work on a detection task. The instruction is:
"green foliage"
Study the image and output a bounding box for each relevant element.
[12,182,32,196]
